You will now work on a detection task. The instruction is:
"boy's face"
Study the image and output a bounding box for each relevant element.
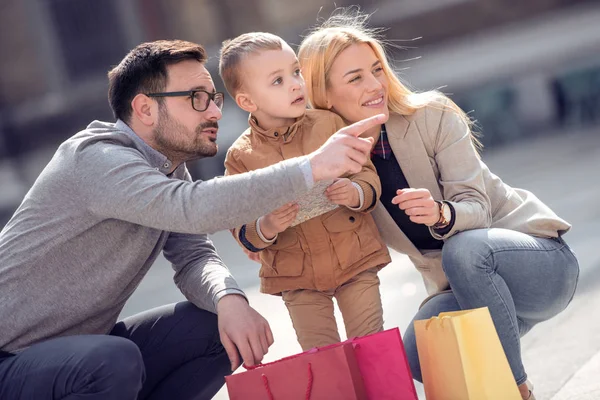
[239,43,306,127]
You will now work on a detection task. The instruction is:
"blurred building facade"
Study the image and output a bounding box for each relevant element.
[1,0,599,180]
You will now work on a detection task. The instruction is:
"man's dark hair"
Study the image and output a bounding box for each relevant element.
[108,40,207,123]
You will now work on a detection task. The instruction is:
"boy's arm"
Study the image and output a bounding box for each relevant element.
[346,158,380,213]
[224,148,278,253]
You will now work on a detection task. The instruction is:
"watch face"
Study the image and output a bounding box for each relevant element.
[442,203,452,221]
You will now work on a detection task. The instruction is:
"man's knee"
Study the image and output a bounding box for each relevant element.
[2,336,145,399]
[172,302,224,354]
[175,301,219,328]
[78,336,145,395]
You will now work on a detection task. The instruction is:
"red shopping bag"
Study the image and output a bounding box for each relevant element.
[226,342,367,400]
[352,328,418,400]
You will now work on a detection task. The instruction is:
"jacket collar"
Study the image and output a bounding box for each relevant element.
[248,114,304,143]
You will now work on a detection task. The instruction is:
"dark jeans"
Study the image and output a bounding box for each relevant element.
[0,302,231,400]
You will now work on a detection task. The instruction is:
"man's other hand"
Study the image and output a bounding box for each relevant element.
[216,294,274,371]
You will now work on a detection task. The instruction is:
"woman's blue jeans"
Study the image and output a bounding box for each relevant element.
[403,228,580,385]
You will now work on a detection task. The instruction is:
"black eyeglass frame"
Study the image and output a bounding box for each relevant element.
[146,89,224,112]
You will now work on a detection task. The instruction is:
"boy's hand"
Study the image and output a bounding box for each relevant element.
[326,178,359,208]
[259,203,299,240]
[242,247,261,263]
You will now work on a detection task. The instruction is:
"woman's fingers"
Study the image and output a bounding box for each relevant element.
[393,197,435,211]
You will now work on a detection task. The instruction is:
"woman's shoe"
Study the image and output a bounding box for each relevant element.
[525,380,536,400]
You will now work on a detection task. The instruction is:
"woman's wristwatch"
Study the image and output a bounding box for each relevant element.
[433,200,452,229]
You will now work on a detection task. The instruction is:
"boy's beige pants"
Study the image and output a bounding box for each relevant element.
[281,268,384,351]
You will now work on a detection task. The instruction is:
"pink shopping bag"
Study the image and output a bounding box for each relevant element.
[352,328,418,400]
[226,327,418,399]
[226,342,367,400]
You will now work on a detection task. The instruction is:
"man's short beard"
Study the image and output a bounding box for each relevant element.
[153,106,218,161]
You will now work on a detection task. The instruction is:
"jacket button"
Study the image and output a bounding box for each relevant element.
[349,216,355,223]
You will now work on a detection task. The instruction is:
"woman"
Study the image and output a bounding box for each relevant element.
[298,10,579,400]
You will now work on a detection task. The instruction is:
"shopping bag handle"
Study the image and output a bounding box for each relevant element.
[261,362,314,400]
[243,341,361,371]
[425,315,453,330]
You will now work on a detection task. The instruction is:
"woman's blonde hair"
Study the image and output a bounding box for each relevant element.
[298,8,480,148]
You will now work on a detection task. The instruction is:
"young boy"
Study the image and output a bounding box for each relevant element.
[219,32,391,351]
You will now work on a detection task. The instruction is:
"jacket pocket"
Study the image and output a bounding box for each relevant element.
[322,208,382,269]
[259,230,304,278]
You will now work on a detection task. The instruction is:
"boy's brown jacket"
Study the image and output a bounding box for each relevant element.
[225,109,391,295]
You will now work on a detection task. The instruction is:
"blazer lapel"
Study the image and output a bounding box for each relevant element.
[386,113,443,201]
[372,113,445,259]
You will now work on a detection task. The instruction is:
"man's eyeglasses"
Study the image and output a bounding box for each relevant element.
[146,90,225,112]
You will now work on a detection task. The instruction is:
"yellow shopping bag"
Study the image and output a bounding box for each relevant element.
[414,307,521,400]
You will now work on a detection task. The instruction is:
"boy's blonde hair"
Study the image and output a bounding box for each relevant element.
[219,32,283,98]
[298,8,480,149]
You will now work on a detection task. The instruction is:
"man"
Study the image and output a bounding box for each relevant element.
[0,40,384,399]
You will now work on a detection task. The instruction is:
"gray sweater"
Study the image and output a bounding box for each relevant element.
[0,120,312,352]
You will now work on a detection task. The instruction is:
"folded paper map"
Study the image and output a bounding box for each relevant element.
[290,179,339,227]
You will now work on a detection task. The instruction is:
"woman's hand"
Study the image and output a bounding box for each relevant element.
[392,188,439,226]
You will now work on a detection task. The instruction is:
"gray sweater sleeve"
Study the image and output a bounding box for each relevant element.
[79,145,311,234]
[163,230,243,313]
